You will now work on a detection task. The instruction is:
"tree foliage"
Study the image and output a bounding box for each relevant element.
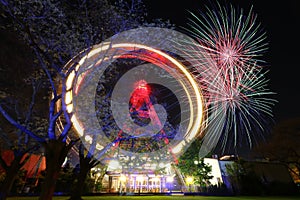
[177,139,213,187]
[253,117,300,182]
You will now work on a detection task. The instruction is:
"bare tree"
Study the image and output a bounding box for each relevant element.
[0,88,43,199]
[0,31,48,199]
[0,0,159,199]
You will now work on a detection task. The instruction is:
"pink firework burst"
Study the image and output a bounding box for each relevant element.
[180,2,276,156]
[215,35,245,70]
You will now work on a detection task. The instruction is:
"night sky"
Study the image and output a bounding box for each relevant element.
[144,0,300,123]
[1,0,299,158]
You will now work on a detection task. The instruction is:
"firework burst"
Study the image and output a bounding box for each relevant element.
[181,3,276,156]
[186,3,268,71]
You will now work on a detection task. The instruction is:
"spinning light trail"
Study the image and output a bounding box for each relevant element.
[61,27,205,171]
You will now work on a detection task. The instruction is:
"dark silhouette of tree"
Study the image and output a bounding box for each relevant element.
[253,117,300,183]
[68,142,102,200]
[225,158,264,195]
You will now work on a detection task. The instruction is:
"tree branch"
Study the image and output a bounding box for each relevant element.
[0,104,45,143]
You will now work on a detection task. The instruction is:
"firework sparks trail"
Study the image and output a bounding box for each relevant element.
[180,3,276,156]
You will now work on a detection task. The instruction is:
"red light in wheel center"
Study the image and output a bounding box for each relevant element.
[130,80,151,110]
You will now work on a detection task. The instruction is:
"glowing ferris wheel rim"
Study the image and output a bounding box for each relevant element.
[62,27,205,168]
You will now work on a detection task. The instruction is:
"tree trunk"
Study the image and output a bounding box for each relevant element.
[39,140,69,200]
[0,154,24,200]
[0,163,18,199]
[69,165,90,200]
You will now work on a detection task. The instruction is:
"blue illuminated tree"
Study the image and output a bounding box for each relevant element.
[0,0,171,199]
[0,32,48,199]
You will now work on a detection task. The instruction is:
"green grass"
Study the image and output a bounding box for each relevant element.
[7,195,300,200]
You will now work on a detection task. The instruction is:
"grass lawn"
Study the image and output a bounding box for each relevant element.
[7,195,300,200]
